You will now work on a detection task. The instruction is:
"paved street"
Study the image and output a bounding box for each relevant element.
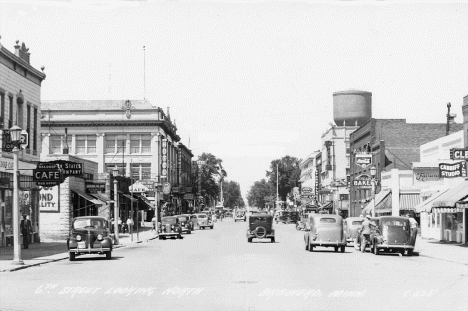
[1,219,468,311]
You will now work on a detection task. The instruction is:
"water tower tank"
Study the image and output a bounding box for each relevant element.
[333,90,372,126]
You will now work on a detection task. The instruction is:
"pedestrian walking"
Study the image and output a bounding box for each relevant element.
[151,216,156,232]
[127,217,134,234]
[20,215,32,249]
[118,218,122,232]
[359,215,375,253]
[406,213,418,246]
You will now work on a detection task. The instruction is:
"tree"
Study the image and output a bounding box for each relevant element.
[222,180,245,208]
[266,156,302,202]
[247,179,275,208]
[191,152,227,207]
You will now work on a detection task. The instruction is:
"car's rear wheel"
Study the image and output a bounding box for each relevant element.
[334,246,338,252]
[188,230,191,234]
[159,236,163,240]
[210,226,213,229]
[106,251,112,260]
[69,252,75,261]
[407,249,414,256]
[248,238,253,243]
[341,246,345,253]
[305,239,309,251]
[308,243,314,252]
[373,243,380,255]
[271,237,275,243]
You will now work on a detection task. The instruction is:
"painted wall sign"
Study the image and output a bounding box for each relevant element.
[355,153,372,169]
[39,186,60,213]
[439,162,467,178]
[413,167,442,183]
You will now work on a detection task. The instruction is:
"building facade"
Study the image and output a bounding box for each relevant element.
[0,40,45,247]
[349,118,464,217]
[40,100,192,221]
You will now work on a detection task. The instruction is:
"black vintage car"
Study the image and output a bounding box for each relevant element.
[247,214,275,243]
[369,216,415,256]
[177,216,193,234]
[276,211,300,224]
[158,216,183,240]
[67,216,113,261]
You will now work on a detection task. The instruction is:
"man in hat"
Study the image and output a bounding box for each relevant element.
[359,214,375,253]
[406,213,418,246]
[20,214,33,249]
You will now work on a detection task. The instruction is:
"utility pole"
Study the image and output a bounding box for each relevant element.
[276,163,279,209]
[446,102,451,136]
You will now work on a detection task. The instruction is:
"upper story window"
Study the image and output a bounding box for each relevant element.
[131,163,151,180]
[33,108,38,152]
[105,134,126,154]
[76,135,97,154]
[50,135,71,154]
[130,134,151,154]
[0,93,5,128]
[8,96,13,128]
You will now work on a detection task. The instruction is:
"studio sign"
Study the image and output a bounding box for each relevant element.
[439,162,467,178]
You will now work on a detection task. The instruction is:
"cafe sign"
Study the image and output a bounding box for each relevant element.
[355,153,372,169]
[129,181,150,193]
[439,162,467,178]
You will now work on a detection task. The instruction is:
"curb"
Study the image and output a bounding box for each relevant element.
[418,253,468,266]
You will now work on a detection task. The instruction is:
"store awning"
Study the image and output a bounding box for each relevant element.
[456,196,468,209]
[432,180,468,209]
[375,191,392,215]
[399,193,421,211]
[136,195,155,210]
[319,202,333,210]
[89,193,113,204]
[72,189,105,206]
[122,194,138,202]
[361,190,391,215]
[414,189,450,213]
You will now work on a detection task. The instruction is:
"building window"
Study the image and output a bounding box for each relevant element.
[131,163,151,180]
[130,134,151,154]
[17,98,24,129]
[105,163,125,176]
[33,108,37,151]
[26,105,31,152]
[0,93,4,128]
[76,135,96,154]
[105,134,126,154]
[50,135,71,154]
[8,96,13,128]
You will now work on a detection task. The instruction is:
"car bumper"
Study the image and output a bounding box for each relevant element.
[181,228,190,232]
[158,232,180,237]
[310,241,347,247]
[69,247,111,254]
[246,234,275,239]
[375,243,414,250]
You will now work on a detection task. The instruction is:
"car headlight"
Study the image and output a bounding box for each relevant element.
[76,235,82,241]
[171,225,175,229]
[97,234,103,241]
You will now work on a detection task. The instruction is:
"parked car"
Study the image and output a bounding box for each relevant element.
[67,216,113,261]
[247,214,275,243]
[182,214,198,230]
[304,214,347,252]
[369,216,415,256]
[158,216,183,240]
[194,213,214,229]
[177,215,193,234]
[234,210,247,222]
[344,217,364,244]
[276,211,300,224]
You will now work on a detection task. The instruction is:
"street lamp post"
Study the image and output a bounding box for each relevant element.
[112,166,120,245]
[370,166,377,217]
[10,125,24,265]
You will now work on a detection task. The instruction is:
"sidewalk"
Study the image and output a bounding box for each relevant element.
[414,234,468,266]
[0,222,158,272]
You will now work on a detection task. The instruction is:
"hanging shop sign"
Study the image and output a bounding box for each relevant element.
[129,181,150,193]
[450,148,468,160]
[85,181,106,193]
[302,187,313,194]
[33,163,62,187]
[355,153,372,169]
[161,139,168,177]
[352,174,380,190]
[163,182,171,195]
[1,130,14,152]
[439,162,467,178]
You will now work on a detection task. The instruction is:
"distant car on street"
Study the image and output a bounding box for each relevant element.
[304,214,347,252]
[194,213,214,230]
[234,210,246,222]
[181,214,198,230]
[246,214,275,243]
[177,215,193,234]
[276,211,300,224]
[158,216,183,240]
[344,217,363,244]
[67,216,113,261]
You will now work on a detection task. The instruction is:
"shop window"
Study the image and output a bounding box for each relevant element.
[76,135,96,154]
[105,134,126,154]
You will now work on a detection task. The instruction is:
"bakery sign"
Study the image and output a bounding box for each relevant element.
[439,162,467,178]
[352,174,380,190]
[355,153,372,169]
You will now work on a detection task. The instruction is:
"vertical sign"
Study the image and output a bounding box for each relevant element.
[161,139,167,177]
[178,148,182,184]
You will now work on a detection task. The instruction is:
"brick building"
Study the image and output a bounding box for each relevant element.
[349,118,464,217]
[0,40,45,246]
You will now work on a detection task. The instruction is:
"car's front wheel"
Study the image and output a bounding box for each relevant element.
[69,252,75,261]
[106,251,112,260]
[340,246,345,253]
[271,237,275,243]
[210,226,213,229]
[248,238,253,243]
[407,249,414,256]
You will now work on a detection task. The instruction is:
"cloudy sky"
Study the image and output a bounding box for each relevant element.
[1,0,468,201]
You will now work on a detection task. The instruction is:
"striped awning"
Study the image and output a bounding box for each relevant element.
[375,191,392,212]
[361,190,391,215]
[414,188,450,213]
[433,207,464,213]
[72,189,105,206]
[456,196,468,209]
[399,193,421,211]
[432,180,468,208]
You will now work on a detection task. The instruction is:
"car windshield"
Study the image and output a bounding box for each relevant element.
[73,218,105,229]
[162,218,177,225]
[198,215,207,219]
[319,218,337,223]
[352,221,363,225]
[383,220,406,227]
